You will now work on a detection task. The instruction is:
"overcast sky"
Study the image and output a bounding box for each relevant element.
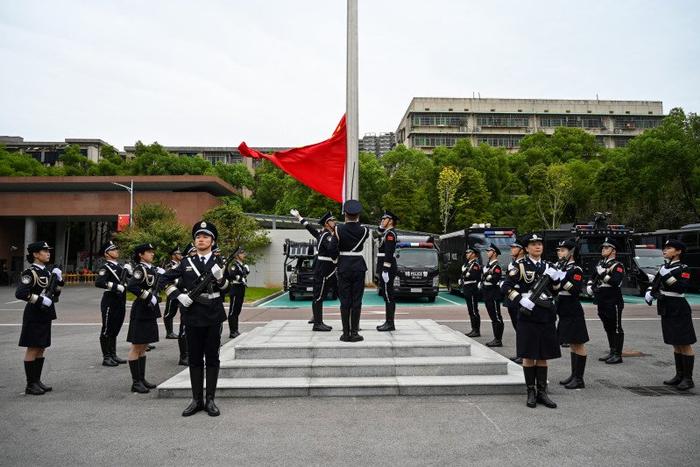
[1,0,698,150]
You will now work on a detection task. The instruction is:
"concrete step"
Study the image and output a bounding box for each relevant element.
[218,356,508,378]
[157,373,525,398]
[233,341,471,360]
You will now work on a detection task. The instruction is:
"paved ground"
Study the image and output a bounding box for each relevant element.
[1,286,699,466]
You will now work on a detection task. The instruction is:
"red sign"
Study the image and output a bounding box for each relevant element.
[117,214,130,232]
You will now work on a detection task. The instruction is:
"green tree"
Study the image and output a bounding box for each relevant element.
[59,144,94,175]
[437,166,462,233]
[0,146,49,176]
[529,163,574,229]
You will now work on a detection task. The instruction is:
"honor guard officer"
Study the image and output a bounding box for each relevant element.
[553,238,589,390]
[163,247,183,340]
[95,241,128,367]
[335,200,370,342]
[501,233,561,408]
[377,210,399,332]
[587,237,626,365]
[481,244,504,347]
[505,237,526,364]
[645,239,695,390]
[290,209,338,332]
[16,241,64,395]
[163,221,230,417]
[461,247,482,337]
[175,242,196,366]
[125,243,161,394]
[227,247,250,338]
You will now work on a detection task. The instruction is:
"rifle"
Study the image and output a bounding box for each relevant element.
[41,265,62,309]
[183,253,235,307]
[519,261,563,317]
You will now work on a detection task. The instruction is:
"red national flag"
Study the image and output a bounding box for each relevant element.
[238,115,346,202]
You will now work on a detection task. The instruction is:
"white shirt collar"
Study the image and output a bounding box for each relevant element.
[107,259,118,265]
[140,261,152,269]
[33,262,46,269]
[528,255,541,264]
[198,252,212,263]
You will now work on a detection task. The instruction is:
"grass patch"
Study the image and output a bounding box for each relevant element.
[245,287,281,303]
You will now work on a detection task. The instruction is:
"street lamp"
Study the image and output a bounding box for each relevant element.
[112,179,134,226]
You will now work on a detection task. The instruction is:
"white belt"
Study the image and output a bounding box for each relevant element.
[482,282,494,286]
[558,291,572,296]
[599,284,613,288]
[465,280,477,284]
[317,256,338,263]
[661,291,685,298]
[340,251,363,256]
[377,253,385,257]
[200,292,220,299]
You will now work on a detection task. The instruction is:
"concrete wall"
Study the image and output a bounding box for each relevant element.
[247,228,375,288]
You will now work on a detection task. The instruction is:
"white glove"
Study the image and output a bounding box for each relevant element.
[150,295,157,306]
[51,268,62,281]
[243,264,250,273]
[659,265,671,276]
[124,263,133,275]
[544,265,559,280]
[596,265,605,275]
[156,267,166,275]
[116,284,125,293]
[458,279,463,287]
[211,264,224,280]
[478,282,483,290]
[177,294,193,307]
[382,271,389,283]
[290,209,301,220]
[586,285,594,296]
[40,295,53,307]
[644,290,654,306]
[520,296,535,310]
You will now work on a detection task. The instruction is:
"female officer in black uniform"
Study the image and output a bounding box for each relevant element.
[16,241,64,395]
[645,239,695,390]
[126,243,161,394]
[501,234,561,408]
[553,238,589,390]
[461,247,482,337]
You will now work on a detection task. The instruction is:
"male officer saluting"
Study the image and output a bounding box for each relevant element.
[587,237,625,365]
[290,209,338,332]
[334,200,370,342]
[163,221,230,417]
[377,210,399,332]
[95,240,128,367]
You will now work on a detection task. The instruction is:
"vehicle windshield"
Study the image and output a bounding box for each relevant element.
[297,259,314,270]
[635,254,664,270]
[396,249,438,268]
[468,233,514,268]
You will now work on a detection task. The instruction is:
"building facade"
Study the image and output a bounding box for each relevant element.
[359,132,396,157]
[0,136,111,165]
[395,97,664,152]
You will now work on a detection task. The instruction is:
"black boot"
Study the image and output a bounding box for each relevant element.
[535,366,557,408]
[139,356,156,389]
[204,366,220,417]
[605,333,623,364]
[510,356,523,364]
[164,316,177,339]
[312,301,332,332]
[228,314,240,339]
[178,336,189,366]
[663,352,684,385]
[182,366,204,416]
[560,352,576,385]
[308,317,315,324]
[565,354,586,389]
[100,336,118,367]
[599,331,614,361]
[24,360,45,395]
[35,357,52,392]
[340,308,351,341]
[524,366,537,408]
[486,319,504,346]
[349,309,363,342]
[466,313,480,337]
[146,344,155,351]
[677,355,695,391]
[110,337,127,364]
[129,360,149,393]
[377,302,395,332]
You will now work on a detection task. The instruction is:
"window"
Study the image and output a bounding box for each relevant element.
[411,134,464,148]
[411,113,463,127]
[539,115,602,128]
[476,114,529,127]
[613,116,661,130]
[476,135,522,148]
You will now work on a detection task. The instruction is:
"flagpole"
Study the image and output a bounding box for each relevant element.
[345,0,359,202]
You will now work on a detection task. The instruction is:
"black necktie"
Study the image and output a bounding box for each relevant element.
[200,256,206,267]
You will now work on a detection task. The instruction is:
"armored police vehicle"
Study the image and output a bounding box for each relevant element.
[374,235,440,302]
[283,239,337,301]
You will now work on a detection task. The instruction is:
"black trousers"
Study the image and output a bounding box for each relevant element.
[338,270,365,333]
[163,297,179,332]
[228,285,245,333]
[100,293,126,338]
[483,289,504,340]
[597,297,624,337]
[186,323,222,369]
[313,270,336,303]
[378,270,396,304]
[463,285,480,330]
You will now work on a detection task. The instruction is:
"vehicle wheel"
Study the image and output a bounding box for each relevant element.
[427,295,436,303]
[289,292,296,301]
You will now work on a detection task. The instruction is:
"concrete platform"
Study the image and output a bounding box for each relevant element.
[157,319,524,398]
